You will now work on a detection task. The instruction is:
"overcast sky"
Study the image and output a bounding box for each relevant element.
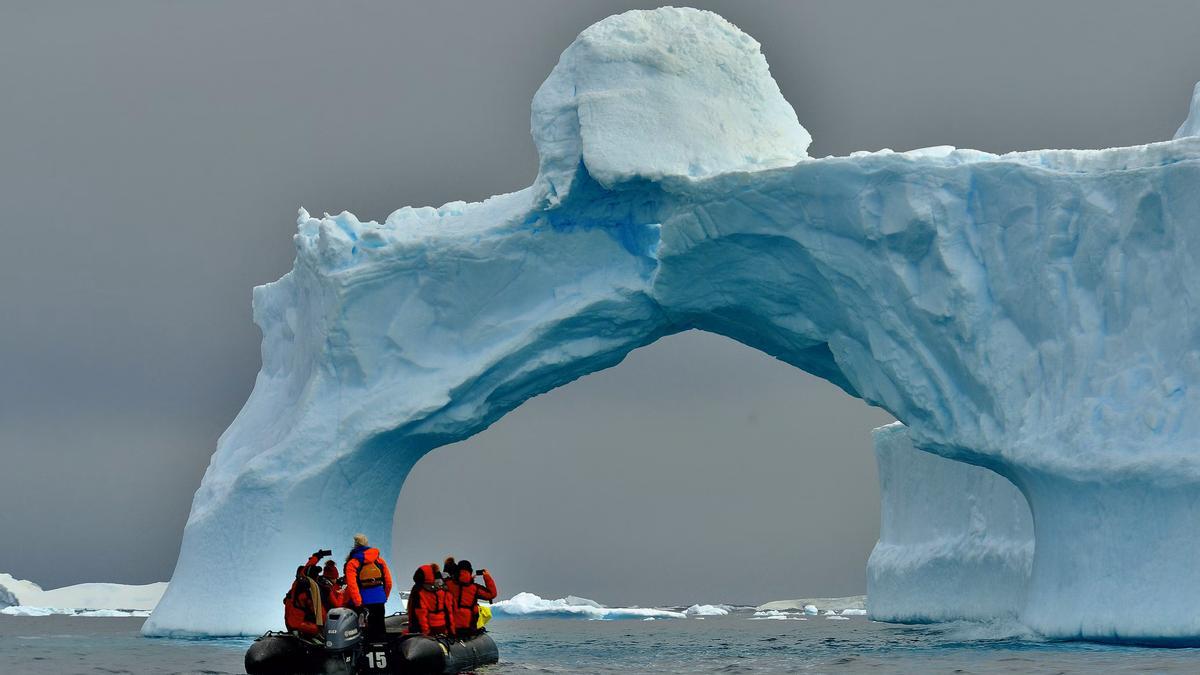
[3,1,1199,606]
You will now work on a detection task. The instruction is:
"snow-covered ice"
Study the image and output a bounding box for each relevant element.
[143,5,1200,643]
[867,423,1033,622]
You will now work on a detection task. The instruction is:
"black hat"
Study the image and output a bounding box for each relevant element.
[457,560,473,574]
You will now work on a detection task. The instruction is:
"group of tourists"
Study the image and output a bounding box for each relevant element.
[282,533,497,643]
[409,556,497,638]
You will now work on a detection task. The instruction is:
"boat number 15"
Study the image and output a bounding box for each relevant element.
[366,650,388,669]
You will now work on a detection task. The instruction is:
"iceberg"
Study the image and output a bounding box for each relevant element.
[145,6,1200,643]
[750,609,807,621]
[867,423,1033,623]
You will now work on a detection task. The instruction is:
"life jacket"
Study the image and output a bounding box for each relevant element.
[345,546,391,606]
[359,559,384,589]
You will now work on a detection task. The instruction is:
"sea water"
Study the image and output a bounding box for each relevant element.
[3,613,1200,674]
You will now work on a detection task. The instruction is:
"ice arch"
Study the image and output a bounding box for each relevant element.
[147,7,1200,642]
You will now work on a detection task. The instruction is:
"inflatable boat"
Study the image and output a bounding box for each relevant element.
[245,608,499,675]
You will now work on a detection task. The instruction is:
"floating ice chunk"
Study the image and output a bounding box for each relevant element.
[490,593,685,620]
[825,615,851,621]
[1,606,55,616]
[0,606,152,617]
[684,604,731,616]
[757,596,865,615]
[79,609,152,617]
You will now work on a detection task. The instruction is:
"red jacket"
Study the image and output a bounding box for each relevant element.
[284,555,326,638]
[327,582,346,609]
[284,584,319,637]
[446,569,497,633]
[344,547,393,606]
[406,565,455,636]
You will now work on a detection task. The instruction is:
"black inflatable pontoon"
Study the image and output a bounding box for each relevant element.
[245,608,499,675]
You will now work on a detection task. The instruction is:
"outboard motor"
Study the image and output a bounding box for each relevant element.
[323,607,365,671]
[246,609,362,675]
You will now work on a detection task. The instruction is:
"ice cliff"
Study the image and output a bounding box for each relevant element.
[867,423,1032,622]
[147,7,1200,643]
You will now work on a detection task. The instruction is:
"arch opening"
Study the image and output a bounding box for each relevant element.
[389,330,894,608]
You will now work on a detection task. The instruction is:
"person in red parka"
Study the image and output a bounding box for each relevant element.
[283,549,333,639]
[446,560,497,637]
[343,534,393,641]
[323,560,346,609]
[406,564,455,637]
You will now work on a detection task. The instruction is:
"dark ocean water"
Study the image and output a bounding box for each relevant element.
[3,614,1200,674]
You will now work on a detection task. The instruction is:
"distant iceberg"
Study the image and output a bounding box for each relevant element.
[491,593,686,620]
[684,604,732,617]
[1,606,152,618]
[0,572,166,615]
[757,596,866,615]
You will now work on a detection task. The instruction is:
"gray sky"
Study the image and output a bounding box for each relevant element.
[2,1,1198,604]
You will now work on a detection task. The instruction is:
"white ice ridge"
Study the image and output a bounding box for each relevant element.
[146,6,1200,642]
[867,423,1032,623]
[0,572,166,613]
